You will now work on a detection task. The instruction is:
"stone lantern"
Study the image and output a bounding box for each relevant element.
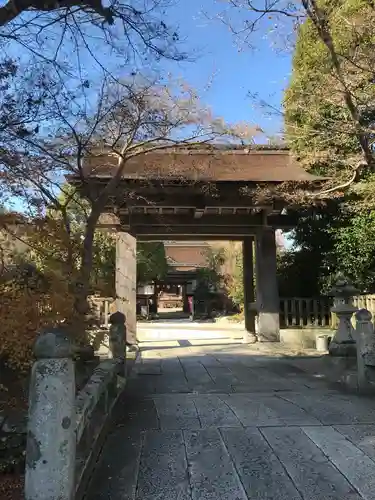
[328,275,359,357]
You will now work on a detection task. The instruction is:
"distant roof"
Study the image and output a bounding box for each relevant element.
[81,146,324,183]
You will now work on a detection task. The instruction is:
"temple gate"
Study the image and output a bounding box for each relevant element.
[71,146,324,344]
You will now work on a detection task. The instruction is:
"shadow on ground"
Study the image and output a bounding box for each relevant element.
[85,341,374,500]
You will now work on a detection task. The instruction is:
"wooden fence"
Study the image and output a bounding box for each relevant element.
[88,294,375,330]
[353,295,375,314]
[280,295,375,329]
[279,297,332,328]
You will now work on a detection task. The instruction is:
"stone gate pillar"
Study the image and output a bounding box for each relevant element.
[242,237,257,343]
[255,228,280,342]
[116,231,137,345]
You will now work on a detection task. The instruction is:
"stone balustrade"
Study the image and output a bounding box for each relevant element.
[323,276,375,392]
[355,308,375,393]
[24,312,130,500]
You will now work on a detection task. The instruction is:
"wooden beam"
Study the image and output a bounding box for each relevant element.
[137,233,251,241]
[119,213,297,228]
[130,225,261,238]
[104,197,274,210]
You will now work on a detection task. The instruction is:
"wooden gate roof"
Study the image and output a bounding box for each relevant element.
[82,147,321,183]
[71,146,326,240]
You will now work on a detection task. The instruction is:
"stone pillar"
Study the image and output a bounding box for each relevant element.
[242,237,257,343]
[328,276,359,357]
[116,231,137,345]
[255,228,280,342]
[109,311,126,376]
[25,328,75,500]
[355,309,375,392]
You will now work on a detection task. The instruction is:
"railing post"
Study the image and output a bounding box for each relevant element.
[25,328,75,500]
[355,308,375,393]
[109,311,126,376]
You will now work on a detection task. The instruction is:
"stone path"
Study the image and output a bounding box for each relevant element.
[85,339,375,500]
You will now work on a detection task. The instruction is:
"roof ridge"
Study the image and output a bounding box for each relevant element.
[89,144,290,157]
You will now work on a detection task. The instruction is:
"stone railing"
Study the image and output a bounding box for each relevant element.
[319,276,375,392]
[24,312,129,500]
[355,309,375,394]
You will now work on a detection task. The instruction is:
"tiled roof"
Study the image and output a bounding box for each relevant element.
[165,245,208,268]
[82,148,323,183]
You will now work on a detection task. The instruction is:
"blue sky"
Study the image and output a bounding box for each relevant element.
[162,1,294,248]
[4,0,292,139]
[3,1,295,247]
[161,0,292,138]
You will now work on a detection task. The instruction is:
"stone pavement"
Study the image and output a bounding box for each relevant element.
[85,339,375,500]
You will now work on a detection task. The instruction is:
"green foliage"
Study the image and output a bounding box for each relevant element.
[277,202,375,295]
[285,0,375,174]
[282,1,375,295]
[192,247,228,315]
[91,232,116,295]
[333,211,375,291]
[137,242,168,285]
[27,184,168,292]
[227,249,244,307]
[277,201,348,296]
[204,247,226,273]
[200,247,226,290]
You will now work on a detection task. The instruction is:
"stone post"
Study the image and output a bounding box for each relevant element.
[242,237,257,343]
[109,311,126,376]
[355,309,375,392]
[255,228,280,342]
[25,328,75,500]
[328,276,359,357]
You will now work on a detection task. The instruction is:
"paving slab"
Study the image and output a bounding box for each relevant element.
[303,426,375,500]
[85,428,143,500]
[254,395,322,426]
[153,395,201,430]
[334,424,375,461]
[280,392,375,425]
[85,328,375,500]
[136,430,191,500]
[221,394,284,427]
[221,428,302,500]
[184,428,247,500]
[179,360,218,393]
[193,395,242,428]
[261,426,362,500]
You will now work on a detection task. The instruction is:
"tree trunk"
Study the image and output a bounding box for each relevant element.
[73,211,99,330]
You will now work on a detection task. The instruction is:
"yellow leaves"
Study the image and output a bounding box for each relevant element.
[0,270,75,374]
